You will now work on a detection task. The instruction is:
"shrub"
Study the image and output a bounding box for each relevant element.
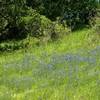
[23,15,70,41]
[21,12,41,37]
[27,0,97,30]
[0,0,27,41]
[39,16,70,42]
[0,38,30,51]
[93,17,100,34]
[51,22,70,40]
[0,8,41,42]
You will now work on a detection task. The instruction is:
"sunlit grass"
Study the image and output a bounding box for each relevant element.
[0,28,100,100]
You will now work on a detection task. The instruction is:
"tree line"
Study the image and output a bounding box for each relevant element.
[0,0,98,41]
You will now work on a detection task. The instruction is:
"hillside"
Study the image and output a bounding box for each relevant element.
[0,28,100,100]
[0,1,100,100]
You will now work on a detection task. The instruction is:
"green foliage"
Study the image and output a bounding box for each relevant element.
[52,22,70,40]
[38,16,70,43]
[26,0,44,13]
[0,0,27,40]
[0,39,29,51]
[0,0,98,38]
[21,10,41,37]
[0,0,98,51]
[93,17,100,34]
[27,0,97,29]
[22,14,70,40]
[0,14,70,51]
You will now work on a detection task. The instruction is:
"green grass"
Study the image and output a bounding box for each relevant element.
[0,28,100,100]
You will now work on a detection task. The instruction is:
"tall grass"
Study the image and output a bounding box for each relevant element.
[0,29,100,100]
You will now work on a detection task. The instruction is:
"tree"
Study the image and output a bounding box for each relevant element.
[26,0,97,29]
[0,0,27,40]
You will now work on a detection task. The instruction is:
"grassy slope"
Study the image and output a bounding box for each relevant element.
[0,28,100,100]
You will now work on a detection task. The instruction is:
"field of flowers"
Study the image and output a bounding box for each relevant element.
[0,29,100,100]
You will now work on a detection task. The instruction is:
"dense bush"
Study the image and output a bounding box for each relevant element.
[21,9,41,37]
[94,16,100,34]
[0,13,70,51]
[38,16,70,42]
[26,0,44,13]
[0,5,41,41]
[22,14,70,40]
[0,0,97,41]
[0,0,27,41]
[0,38,31,51]
[27,0,97,29]
[0,0,98,51]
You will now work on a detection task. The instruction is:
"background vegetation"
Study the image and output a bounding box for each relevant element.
[0,0,100,100]
[0,0,98,45]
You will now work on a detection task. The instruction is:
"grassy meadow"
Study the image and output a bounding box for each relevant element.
[0,28,100,100]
